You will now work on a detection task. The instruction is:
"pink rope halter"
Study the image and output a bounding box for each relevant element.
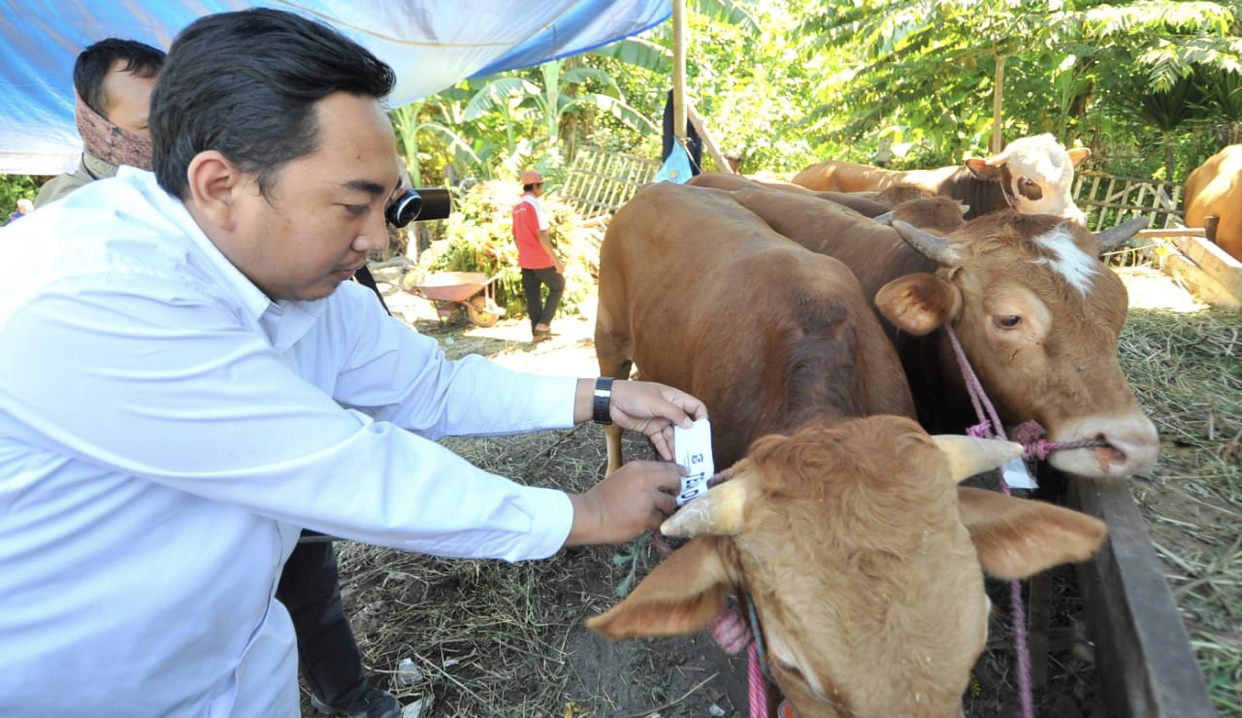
[651,531,770,718]
[947,324,1109,716]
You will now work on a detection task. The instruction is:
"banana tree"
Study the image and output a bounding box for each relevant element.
[390,100,482,185]
[463,60,657,158]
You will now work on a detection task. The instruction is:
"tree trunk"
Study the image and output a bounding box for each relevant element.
[1164,134,1176,184]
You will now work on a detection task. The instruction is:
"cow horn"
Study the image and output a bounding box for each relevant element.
[661,478,751,537]
[892,220,959,265]
[1094,216,1152,253]
[932,435,1023,482]
[873,211,894,225]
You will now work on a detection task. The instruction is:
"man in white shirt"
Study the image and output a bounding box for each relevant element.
[0,9,704,718]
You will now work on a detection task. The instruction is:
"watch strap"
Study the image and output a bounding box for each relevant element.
[592,377,614,425]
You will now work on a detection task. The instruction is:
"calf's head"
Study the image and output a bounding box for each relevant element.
[964,134,1090,224]
[588,417,1107,718]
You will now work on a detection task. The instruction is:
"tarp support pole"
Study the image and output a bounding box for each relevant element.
[672,0,687,142]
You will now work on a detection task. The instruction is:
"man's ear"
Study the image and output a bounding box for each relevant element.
[185,150,244,232]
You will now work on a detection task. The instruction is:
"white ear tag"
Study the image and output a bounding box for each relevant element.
[1001,456,1038,490]
[674,418,715,505]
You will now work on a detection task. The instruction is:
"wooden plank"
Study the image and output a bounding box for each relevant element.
[1163,234,1242,307]
[1136,228,1204,239]
[1066,477,1216,718]
[1161,253,1242,309]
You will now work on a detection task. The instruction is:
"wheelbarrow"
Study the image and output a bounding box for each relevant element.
[407,271,507,327]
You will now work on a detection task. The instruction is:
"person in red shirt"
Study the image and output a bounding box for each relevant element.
[512,170,565,342]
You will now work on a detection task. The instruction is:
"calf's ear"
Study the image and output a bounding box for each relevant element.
[875,273,961,335]
[1068,147,1092,167]
[956,486,1107,580]
[586,537,737,640]
[964,156,1005,180]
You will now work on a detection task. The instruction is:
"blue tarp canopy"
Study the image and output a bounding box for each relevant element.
[0,1,669,175]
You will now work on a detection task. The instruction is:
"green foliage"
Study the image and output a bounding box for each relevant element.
[0,174,43,221]
[410,180,593,320]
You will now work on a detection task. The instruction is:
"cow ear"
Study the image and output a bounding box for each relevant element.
[874,273,961,335]
[955,486,1107,580]
[586,537,737,640]
[964,156,1005,180]
[1068,147,1092,167]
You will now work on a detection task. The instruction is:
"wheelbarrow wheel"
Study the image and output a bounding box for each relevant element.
[465,296,502,327]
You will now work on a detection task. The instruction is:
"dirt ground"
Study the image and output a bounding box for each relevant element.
[297,265,1237,718]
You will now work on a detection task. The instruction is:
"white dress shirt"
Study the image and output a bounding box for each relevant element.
[0,168,578,717]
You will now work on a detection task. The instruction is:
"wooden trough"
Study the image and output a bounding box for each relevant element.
[1026,464,1219,718]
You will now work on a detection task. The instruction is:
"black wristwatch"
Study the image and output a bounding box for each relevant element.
[593,377,614,425]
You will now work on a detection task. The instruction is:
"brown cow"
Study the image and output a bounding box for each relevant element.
[688,171,960,225]
[595,182,915,472]
[1183,144,1242,262]
[723,185,1158,478]
[791,134,1091,223]
[589,416,1107,718]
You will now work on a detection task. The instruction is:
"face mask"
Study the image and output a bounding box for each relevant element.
[74,88,153,171]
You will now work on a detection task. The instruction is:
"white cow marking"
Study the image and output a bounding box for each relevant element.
[1032,225,1098,295]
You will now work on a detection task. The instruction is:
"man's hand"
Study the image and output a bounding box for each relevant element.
[610,380,707,461]
[564,461,683,546]
[574,379,708,459]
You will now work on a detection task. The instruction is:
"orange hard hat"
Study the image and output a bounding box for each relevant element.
[520,170,543,184]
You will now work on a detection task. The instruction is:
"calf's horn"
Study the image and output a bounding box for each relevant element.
[932,435,1023,482]
[1094,216,1152,253]
[892,219,960,265]
[661,478,751,538]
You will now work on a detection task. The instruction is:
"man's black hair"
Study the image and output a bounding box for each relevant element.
[73,38,165,119]
[150,8,396,199]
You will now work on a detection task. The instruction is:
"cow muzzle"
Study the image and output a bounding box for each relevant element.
[1048,414,1159,477]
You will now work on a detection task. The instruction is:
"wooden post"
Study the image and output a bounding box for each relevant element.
[671,0,687,143]
[1204,215,1219,244]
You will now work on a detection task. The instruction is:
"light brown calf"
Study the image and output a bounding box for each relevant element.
[791,134,1090,222]
[590,416,1107,718]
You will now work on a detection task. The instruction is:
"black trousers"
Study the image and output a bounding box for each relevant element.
[521,266,565,331]
[276,533,367,707]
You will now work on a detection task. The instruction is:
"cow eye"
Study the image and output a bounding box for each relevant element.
[994,315,1022,329]
[775,657,806,681]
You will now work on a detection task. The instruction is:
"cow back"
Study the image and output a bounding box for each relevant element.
[596,183,914,468]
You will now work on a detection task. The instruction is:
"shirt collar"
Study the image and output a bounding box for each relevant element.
[119,167,327,350]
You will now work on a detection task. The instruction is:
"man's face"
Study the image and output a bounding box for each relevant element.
[102,61,158,137]
[228,92,401,302]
